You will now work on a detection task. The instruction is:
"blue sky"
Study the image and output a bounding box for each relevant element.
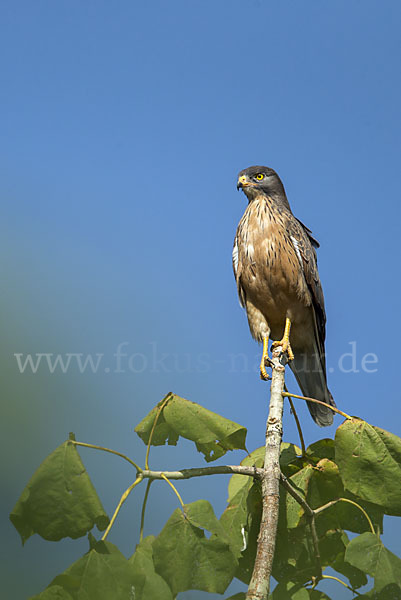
[1,1,400,598]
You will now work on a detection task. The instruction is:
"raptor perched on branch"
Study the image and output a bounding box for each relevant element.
[233,165,336,427]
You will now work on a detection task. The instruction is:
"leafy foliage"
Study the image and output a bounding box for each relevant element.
[135,392,247,462]
[31,539,136,599]
[335,418,401,515]
[271,580,310,599]
[220,447,264,558]
[153,500,237,595]
[10,441,109,544]
[129,536,173,599]
[10,394,401,598]
[345,532,401,596]
[29,542,135,600]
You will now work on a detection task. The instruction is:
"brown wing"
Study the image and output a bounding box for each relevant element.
[286,214,335,425]
[295,217,320,248]
[286,217,327,350]
[232,235,246,307]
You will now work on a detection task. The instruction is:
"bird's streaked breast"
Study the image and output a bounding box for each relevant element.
[234,194,310,317]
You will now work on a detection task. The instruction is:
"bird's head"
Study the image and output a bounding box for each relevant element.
[237,166,286,202]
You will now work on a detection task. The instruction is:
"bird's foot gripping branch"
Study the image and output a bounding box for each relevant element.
[11,383,401,599]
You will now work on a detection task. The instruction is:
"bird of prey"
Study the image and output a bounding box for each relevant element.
[233,165,335,426]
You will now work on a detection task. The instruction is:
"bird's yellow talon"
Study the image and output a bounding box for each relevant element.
[259,336,271,380]
[271,318,295,361]
[260,364,271,381]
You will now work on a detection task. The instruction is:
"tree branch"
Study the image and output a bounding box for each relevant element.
[279,472,313,517]
[246,347,285,600]
[140,465,263,480]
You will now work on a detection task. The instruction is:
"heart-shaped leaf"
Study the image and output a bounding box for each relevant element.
[10,441,109,543]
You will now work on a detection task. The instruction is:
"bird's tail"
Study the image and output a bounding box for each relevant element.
[289,342,336,427]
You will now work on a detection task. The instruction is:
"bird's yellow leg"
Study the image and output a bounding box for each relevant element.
[260,335,271,380]
[271,317,295,361]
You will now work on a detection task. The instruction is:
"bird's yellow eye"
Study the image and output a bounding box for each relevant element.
[255,173,264,181]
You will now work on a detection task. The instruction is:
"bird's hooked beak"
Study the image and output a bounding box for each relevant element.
[237,174,256,190]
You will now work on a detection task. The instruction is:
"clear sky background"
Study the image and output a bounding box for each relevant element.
[1,1,400,598]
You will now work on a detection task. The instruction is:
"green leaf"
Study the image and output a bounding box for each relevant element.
[234,483,263,585]
[306,438,335,463]
[335,419,401,515]
[135,393,247,462]
[129,536,173,599]
[225,594,246,600]
[286,464,314,528]
[332,555,368,590]
[220,479,253,557]
[308,591,332,599]
[10,441,109,543]
[307,458,382,536]
[220,448,264,581]
[30,586,73,600]
[372,584,401,599]
[308,459,342,507]
[134,393,179,447]
[280,442,304,476]
[318,529,367,589]
[225,443,301,502]
[345,532,401,594]
[270,465,317,584]
[272,482,317,584]
[220,445,264,557]
[35,540,137,599]
[220,443,301,562]
[273,519,316,585]
[153,500,237,595]
[226,446,263,503]
[356,585,401,599]
[280,442,302,465]
[274,492,366,590]
[221,482,261,558]
[272,580,309,599]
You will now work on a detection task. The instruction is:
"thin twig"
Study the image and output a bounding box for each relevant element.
[101,474,143,541]
[69,440,142,473]
[285,384,306,456]
[320,574,363,596]
[282,391,352,420]
[314,497,375,534]
[145,393,172,470]
[281,473,376,583]
[160,473,185,510]
[246,347,285,600]
[139,479,153,542]
[309,516,322,579]
[280,473,322,578]
[279,473,313,516]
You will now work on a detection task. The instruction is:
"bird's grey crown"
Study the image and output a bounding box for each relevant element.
[238,165,289,209]
[238,165,278,180]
